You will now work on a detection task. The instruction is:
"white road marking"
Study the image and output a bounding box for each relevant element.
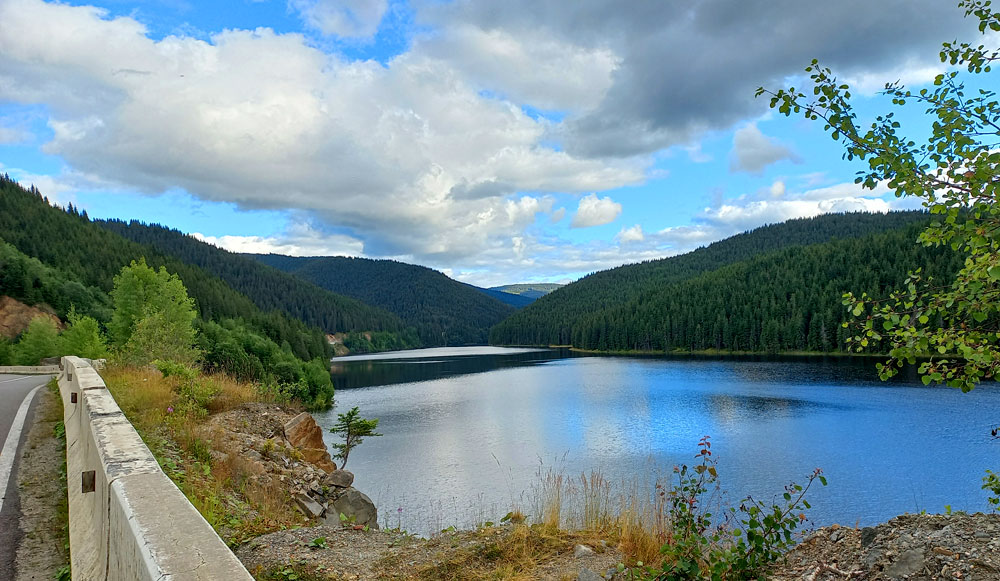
[0,377,28,385]
[0,383,44,515]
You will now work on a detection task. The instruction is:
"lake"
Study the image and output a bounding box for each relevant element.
[319,347,1000,537]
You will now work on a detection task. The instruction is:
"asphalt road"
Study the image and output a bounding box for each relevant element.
[0,374,55,581]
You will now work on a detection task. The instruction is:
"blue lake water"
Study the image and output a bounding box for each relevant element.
[319,347,1000,536]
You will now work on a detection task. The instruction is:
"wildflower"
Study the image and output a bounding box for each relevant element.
[167,406,174,413]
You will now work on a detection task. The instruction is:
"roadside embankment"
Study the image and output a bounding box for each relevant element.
[58,356,253,580]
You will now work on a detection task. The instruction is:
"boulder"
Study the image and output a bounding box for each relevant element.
[884,548,925,579]
[283,412,337,473]
[324,488,378,529]
[293,492,325,519]
[323,469,354,489]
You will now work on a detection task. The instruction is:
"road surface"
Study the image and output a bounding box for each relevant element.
[0,374,55,581]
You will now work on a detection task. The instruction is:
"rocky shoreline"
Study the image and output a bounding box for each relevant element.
[217,404,1000,580]
[207,403,379,534]
[771,513,1000,581]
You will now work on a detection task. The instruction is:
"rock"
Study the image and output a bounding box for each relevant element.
[830,529,842,542]
[301,448,337,473]
[325,488,379,529]
[860,526,877,548]
[283,412,337,473]
[577,568,604,581]
[323,470,355,489]
[885,548,925,579]
[574,544,595,558]
[294,492,325,519]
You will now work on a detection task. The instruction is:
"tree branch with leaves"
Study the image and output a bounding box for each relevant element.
[758,0,1000,392]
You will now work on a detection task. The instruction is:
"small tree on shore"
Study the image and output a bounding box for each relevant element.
[329,406,381,469]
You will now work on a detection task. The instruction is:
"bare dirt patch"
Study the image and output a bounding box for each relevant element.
[14,384,68,581]
[237,523,623,580]
[0,296,60,340]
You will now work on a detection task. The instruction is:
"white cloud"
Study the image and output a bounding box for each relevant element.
[0,124,26,143]
[729,124,800,174]
[571,193,621,228]
[0,0,973,286]
[843,56,946,95]
[0,0,645,264]
[651,180,900,255]
[289,0,388,38]
[416,24,619,112]
[192,227,365,257]
[616,224,644,243]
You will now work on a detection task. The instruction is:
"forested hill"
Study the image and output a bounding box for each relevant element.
[97,220,409,337]
[0,175,416,361]
[490,211,959,352]
[250,254,515,345]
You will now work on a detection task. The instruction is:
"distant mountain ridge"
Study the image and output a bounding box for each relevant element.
[248,254,514,346]
[490,283,563,300]
[490,211,960,352]
[475,287,535,308]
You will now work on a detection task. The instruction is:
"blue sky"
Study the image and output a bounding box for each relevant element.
[0,0,990,286]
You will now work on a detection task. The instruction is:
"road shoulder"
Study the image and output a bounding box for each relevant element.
[14,383,68,580]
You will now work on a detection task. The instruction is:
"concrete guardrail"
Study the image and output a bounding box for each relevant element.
[58,356,253,580]
[0,365,61,375]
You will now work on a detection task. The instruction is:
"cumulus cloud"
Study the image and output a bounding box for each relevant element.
[435,178,909,287]
[571,193,621,228]
[616,224,644,243]
[289,0,388,38]
[428,0,977,157]
[0,0,644,263]
[192,224,365,257]
[729,124,800,174]
[650,179,898,253]
[415,24,619,112]
[0,0,978,285]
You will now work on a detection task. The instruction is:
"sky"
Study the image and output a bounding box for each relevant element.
[0,0,992,287]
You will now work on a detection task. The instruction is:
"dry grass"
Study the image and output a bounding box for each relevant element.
[101,365,302,544]
[522,465,685,570]
[406,523,603,581]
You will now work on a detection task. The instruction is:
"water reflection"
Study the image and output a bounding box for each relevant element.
[320,348,999,537]
[330,347,577,389]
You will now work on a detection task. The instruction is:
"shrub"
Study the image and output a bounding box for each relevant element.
[632,436,826,580]
[13,316,61,365]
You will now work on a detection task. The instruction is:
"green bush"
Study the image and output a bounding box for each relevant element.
[13,316,61,365]
[197,319,334,410]
[632,437,826,581]
[153,359,198,382]
[0,336,11,365]
[60,307,108,360]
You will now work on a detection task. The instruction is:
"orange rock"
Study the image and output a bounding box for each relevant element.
[284,412,337,473]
